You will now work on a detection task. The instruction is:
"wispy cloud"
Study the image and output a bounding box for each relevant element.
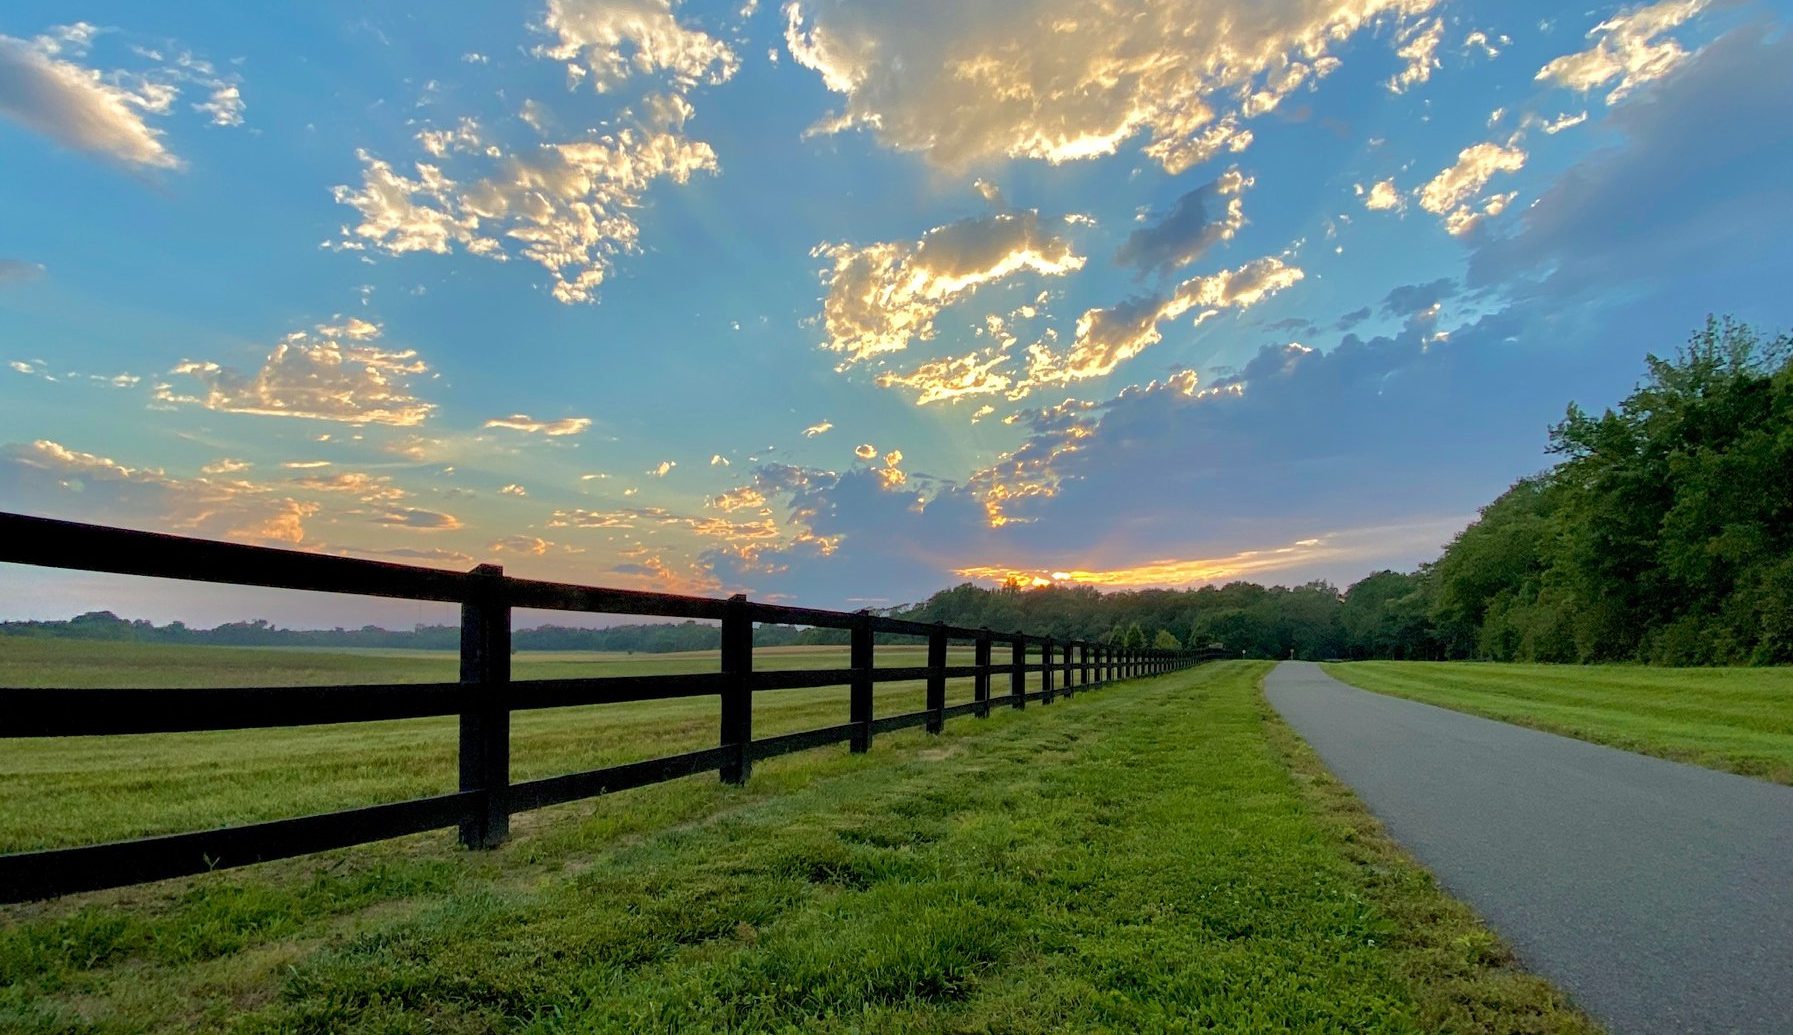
[483,413,592,436]
[154,319,435,426]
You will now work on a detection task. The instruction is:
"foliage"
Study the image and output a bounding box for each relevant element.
[1428,317,1793,664]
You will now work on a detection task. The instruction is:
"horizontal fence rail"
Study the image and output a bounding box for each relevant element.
[0,511,1223,902]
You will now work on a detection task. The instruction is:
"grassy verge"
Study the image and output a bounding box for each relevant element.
[1323,661,1793,785]
[1,661,1593,1032]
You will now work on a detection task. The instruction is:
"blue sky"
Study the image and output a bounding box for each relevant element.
[3,0,1789,626]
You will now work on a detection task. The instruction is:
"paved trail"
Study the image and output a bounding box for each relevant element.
[1264,662,1793,1035]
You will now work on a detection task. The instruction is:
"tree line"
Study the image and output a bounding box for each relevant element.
[6,320,1785,665]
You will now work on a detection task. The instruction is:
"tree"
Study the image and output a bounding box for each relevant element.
[1152,629,1181,650]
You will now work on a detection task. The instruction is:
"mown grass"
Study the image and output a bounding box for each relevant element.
[1323,661,1793,785]
[0,658,1594,1033]
[0,638,995,852]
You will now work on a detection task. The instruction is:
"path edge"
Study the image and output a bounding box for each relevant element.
[1255,667,1601,1034]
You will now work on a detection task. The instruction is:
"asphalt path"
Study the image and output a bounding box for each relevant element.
[1263,661,1793,1034]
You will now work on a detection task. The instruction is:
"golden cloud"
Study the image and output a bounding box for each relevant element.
[155,320,435,426]
[814,210,1085,363]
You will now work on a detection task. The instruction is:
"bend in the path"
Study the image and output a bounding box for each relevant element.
[1264,661,1793,1035]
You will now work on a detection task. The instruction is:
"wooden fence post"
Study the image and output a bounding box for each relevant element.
[719,593,753,785]
[974,629,992,718]
[458,563,510,849]
[926,623,947,733]
[1081,643,1091,687]
[1061,641,1074,699]
[850,610,873,753]
[1041,637,1055,704]
[1011,635,1026,709]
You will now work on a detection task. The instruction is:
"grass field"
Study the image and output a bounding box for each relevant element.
[0,647,1594,1033]
[1324,662,1793,785]
[0,637,994,853]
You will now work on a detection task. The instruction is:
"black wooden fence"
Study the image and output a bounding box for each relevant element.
[0,512,1216,903]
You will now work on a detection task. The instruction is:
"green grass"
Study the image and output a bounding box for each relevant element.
[0,637,991,852]
[0,654,1593,1033]
[1323,662,1793,785]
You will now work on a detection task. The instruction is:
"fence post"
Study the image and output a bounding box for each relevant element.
[1061,641,1074,699]
[1011,635,1026,709]
[1081,643,1091,687]
[974,629,992,718]
[458,563,510,849]
[926,623,947,733]
[1041,637,1054,704]
[719,593,753,785]
[850,610,873,753]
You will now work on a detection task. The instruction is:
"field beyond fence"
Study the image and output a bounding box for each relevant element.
[0,512,1217,902]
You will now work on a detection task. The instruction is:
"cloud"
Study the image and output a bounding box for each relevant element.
[1114,168,1251,277]
[875,346,1017,405]
[854,443,877,460]
[368,506,462,530]
[1463,29,1501,59]
[1381,277,1455,318]
[334,128,719,305]
[649,459,676,477]
[288,471,409,502]
[194,83,243,127]
[417,116,487,158]
[549,503,787,562]
[538,0,739,91]
[956,523,1448,590]
[1535,110,1588,134]
[802,420,833,437]
[1026,255,1305,384]
[1471,25,1793,303]
[500,483,528,496]
[0,32,180,169]
[1535,0,1708,105]
[200,457,251,475]
[0,259,46,283]
[715,295,1638,607]
[489,534,583,556]
[155,319,435,426]
[1388,16,1445,93]
[1418,140,1526,235]
[0,439,319,545]
[813,210,1085,363]
[783,0,1437,172]
[483,413,593,436]
[1359,178,1404,212]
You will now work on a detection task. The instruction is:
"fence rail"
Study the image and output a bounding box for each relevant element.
[0,511,1219,903]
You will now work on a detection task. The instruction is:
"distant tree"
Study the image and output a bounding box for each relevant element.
[1152,629,1181,650]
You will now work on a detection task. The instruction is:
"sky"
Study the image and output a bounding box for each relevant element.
[2,0,1790,628]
